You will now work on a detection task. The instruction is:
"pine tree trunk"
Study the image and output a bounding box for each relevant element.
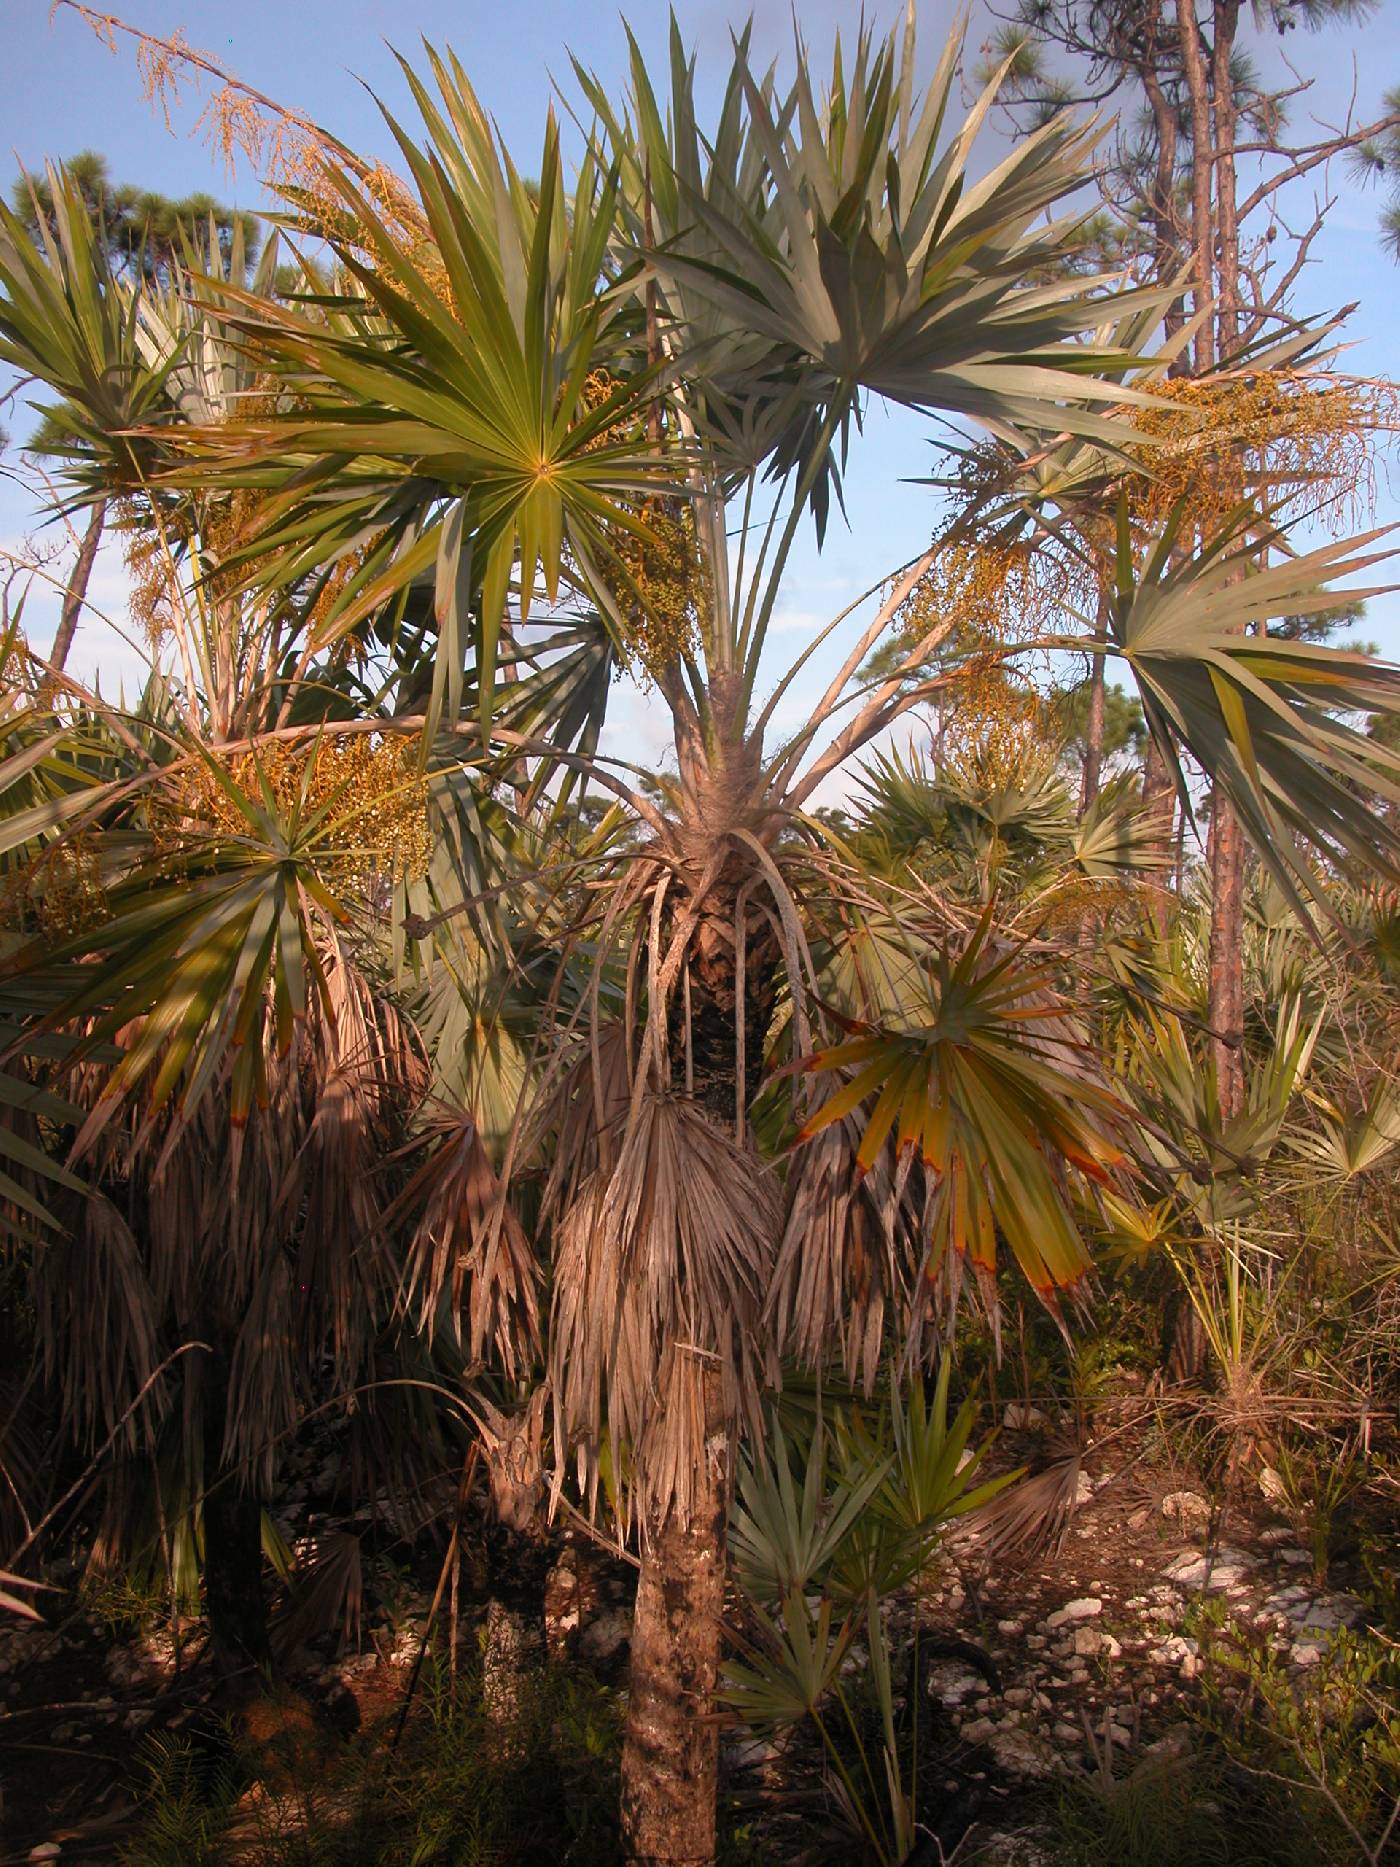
[1140,732,1175,938]
[620,1434,726,1867]
[1208,796,1246,1118]
[1203,1,1247,1127]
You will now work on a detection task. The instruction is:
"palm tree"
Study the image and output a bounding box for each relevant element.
[6,12,1400,1858]
[0,190,445,1678]
[0,166,178,672]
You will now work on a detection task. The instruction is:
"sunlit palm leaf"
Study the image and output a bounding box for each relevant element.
[167,71,667,733]
[623,16,1165,526]
[3,744,368,1133]
[0,165,174,498]
[795,920,1130,1323]
[1106,506,1400,914]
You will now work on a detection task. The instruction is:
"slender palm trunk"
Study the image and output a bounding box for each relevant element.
[1208,805,1246,1115]
[200,1354,270,1688]
[620,1424,727,1865]
[49,500,106,675]
[1078,612,1107,817]
[1141,732,1175,939]
[620,732,775,1864]
[1077,603,1109,980]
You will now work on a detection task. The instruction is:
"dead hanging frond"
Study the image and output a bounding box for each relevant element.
[223,1250,298,1488]
[30,1191,162,1453]
[292,948,423,1379]
[389,1110,541,1382]
[41,940,413,1490]
[537,1021,635,1225]
[550,1093,779,1530]
[767,1113,926,1396]
[1126,371,1399,535]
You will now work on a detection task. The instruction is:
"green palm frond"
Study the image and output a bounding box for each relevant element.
[1288,1082,1400,1181]
[1071,774,1171,878]
[4,740,387,1132]
[639,22,1162,436]
[0,163,174,498]
[1106,505,1400,914]
[796,919,1131,1320]
[164,72,667,734]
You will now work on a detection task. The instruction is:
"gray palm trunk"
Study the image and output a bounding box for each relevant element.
[48,500,105,675]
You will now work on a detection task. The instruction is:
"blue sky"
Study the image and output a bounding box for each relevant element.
[3,0,1400,785]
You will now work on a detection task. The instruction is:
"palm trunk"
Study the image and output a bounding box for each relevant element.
[200,1356,270,1688]
[1078,608,1107,817]
[620,731,775,1865]
[1208,797,1246,1116]
[49,500,106,675]
[620,1434,726,1866]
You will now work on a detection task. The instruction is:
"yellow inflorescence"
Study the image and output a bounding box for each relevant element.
[576,371,707,681]
[894,536,1068,658]
[153,734,432,888]
[277,136,457,312]
[9,834,109,938]
[603,497,707,683]
[115,499,182,652]
[1127,373,1397,535]
[940,662,1050,782]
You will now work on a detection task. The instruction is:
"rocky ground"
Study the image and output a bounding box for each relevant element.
[893,1417,1370,1859]
[0,1410,1375,1861]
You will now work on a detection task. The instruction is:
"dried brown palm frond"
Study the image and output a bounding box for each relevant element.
[0,1568,54,1622]
[36,939,413,1492]
[536,1020,636,1223]
[388,1108,541,1381]
[956,1448,1084,1566]
[550,1092,780,1528]
[767,1113,926,1397]
[273,1528,364,1658]
[291,950,423,1373]
[29,1190,162,1452]
[224,1252,298,1491]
